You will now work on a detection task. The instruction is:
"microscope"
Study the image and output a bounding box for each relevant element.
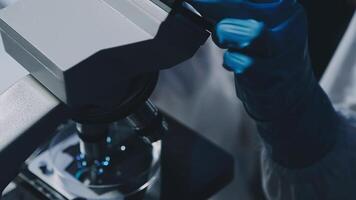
[0,0,233,199]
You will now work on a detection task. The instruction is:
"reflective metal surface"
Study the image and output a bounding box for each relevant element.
[0,75,67,191]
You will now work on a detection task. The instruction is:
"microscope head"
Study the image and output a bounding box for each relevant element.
[0,0,209,123]
[0,2,234,196]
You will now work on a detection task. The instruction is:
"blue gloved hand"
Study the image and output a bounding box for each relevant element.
[188,0,340,168]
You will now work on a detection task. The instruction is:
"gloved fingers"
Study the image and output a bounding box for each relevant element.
[185,0,297,26]
[216,18,268,74]
[223,51,253,74]
[214,18,264,49]
[214,18,278,58]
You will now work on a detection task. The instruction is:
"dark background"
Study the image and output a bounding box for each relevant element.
[299,0,355,79]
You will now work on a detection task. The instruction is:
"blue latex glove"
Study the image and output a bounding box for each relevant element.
[188,0,340,168]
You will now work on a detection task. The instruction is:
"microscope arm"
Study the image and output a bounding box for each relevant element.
[0,75,68,194]
[75,13,210,79]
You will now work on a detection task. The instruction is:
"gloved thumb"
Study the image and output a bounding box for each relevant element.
[214,3,307,74]
[213,18,268,73]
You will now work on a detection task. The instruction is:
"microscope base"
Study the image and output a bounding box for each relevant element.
[2,113,234,200]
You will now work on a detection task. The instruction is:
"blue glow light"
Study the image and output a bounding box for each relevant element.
[102,160,109,166]
[106,137,112,143]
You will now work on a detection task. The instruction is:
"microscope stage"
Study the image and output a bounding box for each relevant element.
[3,114,234,200]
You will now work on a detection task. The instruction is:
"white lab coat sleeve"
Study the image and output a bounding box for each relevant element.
[262,12,356,200]
[262,110,356,200]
